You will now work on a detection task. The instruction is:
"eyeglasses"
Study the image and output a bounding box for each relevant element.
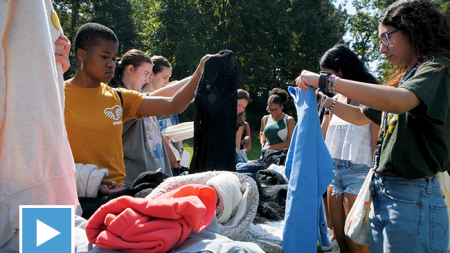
[379,29,399,47]
[266,107,279,113]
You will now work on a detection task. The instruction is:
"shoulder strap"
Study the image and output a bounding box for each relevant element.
[264,115,269,125]
[113,88,123,107]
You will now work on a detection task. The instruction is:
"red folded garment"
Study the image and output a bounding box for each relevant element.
[85,184,217,253]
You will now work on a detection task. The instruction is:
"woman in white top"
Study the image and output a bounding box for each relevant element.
[320,45,379,253]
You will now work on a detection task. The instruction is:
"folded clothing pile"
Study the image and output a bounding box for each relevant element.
[86,184,216,253]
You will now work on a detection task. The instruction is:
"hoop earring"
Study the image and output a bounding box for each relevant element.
[80,61,84,70]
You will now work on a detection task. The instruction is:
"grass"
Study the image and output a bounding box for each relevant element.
[182,131,262,164]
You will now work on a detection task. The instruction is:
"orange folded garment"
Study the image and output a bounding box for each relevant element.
[85,184,216,253]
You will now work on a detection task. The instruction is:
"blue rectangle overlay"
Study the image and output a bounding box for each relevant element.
[20,205,74,253]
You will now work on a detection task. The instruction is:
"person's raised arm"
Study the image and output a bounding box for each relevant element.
[136,55,213,117]
[54,34,71,73]
[321,98,373,126]
[296,70,421,115]
[149,76,191,97]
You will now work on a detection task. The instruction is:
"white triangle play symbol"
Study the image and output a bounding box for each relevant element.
[36,219,60,247]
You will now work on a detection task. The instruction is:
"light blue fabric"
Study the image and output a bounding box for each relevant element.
[283,87,334,253]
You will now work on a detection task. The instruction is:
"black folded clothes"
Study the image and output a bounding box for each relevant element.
[79,170,167,220]
[254,169,288,224]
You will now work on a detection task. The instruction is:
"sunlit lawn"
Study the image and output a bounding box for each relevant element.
[182,131,261,164]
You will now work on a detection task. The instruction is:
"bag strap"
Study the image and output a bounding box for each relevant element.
[113,88,123,107]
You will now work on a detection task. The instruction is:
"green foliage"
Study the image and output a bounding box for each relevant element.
[53,0,139,77]
[88,0,138,54]
[54,0,347,128]
[348,0,449,82]
[53,0,90,78]
[149,0,347,128]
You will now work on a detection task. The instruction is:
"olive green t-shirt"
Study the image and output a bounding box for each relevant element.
[362,57,450,179]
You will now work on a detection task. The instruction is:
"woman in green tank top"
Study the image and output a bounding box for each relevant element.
[260,88,296,150]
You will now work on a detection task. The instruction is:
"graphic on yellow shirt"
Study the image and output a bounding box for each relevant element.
[104,105,123,125]
[64,83,145,184]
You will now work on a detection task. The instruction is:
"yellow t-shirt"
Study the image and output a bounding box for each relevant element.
[64,82,145,184]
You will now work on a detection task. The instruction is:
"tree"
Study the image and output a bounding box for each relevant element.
[54,0,140,77]
[53,0,91,78]
[88,0,139,54]
[149,0,347,128]
[349,0,449,82]
[54,0,348,128]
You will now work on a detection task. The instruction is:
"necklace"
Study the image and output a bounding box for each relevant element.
[372,62,421,170]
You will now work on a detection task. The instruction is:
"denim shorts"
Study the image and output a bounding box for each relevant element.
[369,175,449,253]
[329,159,370,195]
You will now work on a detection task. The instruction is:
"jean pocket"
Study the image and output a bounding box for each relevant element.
[382,187,420,206]
[349,164,370,173]
[430,205,449,253]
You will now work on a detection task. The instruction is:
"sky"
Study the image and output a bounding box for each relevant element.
[334,0,356,15]
[332,0,379,73]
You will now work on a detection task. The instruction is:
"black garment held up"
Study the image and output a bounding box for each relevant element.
[189,50,238,173]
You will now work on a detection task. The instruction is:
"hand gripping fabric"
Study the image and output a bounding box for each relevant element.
[190,50,238,173]
[283,87,335,253]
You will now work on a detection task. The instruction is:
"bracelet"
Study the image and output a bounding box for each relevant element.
[320,94,329,109]
[329,76,339,94]
[326,75,334,94]
[316,89,323,106]
[325,98,337,112]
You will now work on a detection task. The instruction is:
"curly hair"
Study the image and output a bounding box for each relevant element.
[380,0,450,60]
[267,88,289,106]
[320,44,378,84]
[109,49,153,88]
[74,23,118,53]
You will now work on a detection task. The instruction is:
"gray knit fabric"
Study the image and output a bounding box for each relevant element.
[75,163,109,198]
[146,171,258,240]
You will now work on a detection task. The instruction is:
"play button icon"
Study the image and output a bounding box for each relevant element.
[21,205,74,253]
[36,219,60,246]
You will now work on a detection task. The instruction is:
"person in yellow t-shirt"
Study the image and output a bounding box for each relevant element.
[65,23,211,185]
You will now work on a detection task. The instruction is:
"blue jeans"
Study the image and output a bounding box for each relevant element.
[369,175,449,253]
[330,159,370,195]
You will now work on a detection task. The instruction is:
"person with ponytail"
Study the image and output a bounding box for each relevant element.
[320,44,379,253]
[65,23,212,185]
[296,1,450,251]
[260,88,296,150]
[141,56,184,171]
[109,49,178,184]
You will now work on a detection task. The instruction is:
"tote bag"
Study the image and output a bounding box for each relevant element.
[436,172,450,252]
[344,169,373,246]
